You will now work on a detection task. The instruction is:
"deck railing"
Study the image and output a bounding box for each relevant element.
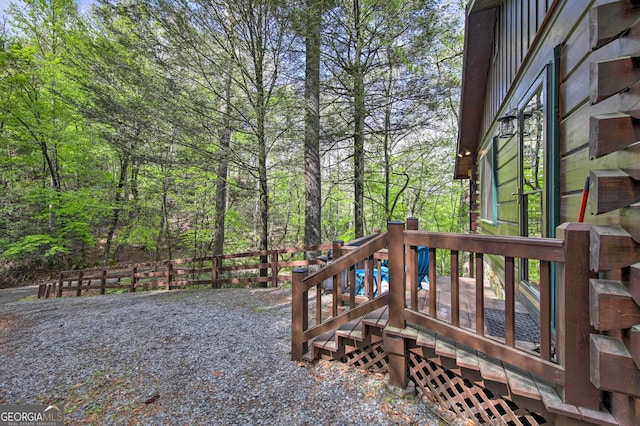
[39,244,331,298]
[291,232,391,360]
[292,219,599,409]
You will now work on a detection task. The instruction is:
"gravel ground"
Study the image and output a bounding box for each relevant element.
[0,287,462,425]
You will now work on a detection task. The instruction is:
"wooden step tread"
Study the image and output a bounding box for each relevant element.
[362,306,389,328]
[456,345,480,371]
[416,327,436,348]
[435,335,457,359]
[477,353,508,385]
[505,366,540,400]
[312,331,338,352]
[335,318,364,341]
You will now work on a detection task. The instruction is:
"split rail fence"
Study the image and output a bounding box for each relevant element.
[38,244,331,299]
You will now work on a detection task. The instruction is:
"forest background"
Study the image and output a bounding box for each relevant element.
[0,0,467,287]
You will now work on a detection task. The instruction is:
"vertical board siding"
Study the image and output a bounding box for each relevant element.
[479,0,550,238]
[482,0,551,142]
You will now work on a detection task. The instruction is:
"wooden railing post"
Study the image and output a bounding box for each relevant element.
[332,240,344,317]
[388,221,406,328]
[556,222,599,409]
[291,267,308,361]
[271,249,279,288]
[386,220,407,389]
[406,218,419,311]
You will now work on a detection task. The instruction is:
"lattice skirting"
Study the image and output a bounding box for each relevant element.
[338,341,549,425]
[342,341,389,374]
[408,352,548,425]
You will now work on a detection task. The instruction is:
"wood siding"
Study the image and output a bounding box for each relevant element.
[482,0,552,140]
[472,1,640,421]
[479,0,640,238]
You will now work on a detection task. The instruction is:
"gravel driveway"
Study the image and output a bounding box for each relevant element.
[0,287,460,425]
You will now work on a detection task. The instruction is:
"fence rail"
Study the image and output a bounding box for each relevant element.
[38,244,332,298]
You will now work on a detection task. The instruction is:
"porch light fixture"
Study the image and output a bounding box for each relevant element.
[497,110,517,138]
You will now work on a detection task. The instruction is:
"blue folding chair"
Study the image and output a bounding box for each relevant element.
[416,246,430,289]
[355,266,389,296]
[354,246,429,296]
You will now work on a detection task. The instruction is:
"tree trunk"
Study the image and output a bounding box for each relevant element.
[103,151,129,265]
[384,47,393,221]
[304,0,322,259]
[254,11,269,284]
[212,66,232,256]
[353,0,365,238]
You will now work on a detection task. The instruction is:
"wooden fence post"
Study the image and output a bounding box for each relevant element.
[37,284,45,299]
[291,267,308,361]
[271,250,279,288]
[212,256,219,289]
[131,266,137,292]
[556,222,599,409]
[166,262,173,290]
[76,271,83,297]
[44,284,51,298]
[57,273,63,298]
[100,269,106,295]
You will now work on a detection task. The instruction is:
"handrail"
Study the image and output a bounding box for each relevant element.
[301,232,388,291]
[404,230,565,262]
[291,232,391,360]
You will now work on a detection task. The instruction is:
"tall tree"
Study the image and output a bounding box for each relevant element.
[304,0,322,256]
[0,0,102,268]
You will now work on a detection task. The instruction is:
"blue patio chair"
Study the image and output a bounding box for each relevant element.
[416,246,430,289]
[354,246,430,296]
[354,265,389,296]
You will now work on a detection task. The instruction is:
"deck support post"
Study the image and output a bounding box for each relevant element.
[291,267,308,361]
[556,223,599,409]
[386,220,408,389]
[384,333,409,390]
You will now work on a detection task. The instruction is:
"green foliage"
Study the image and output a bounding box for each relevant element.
[0,0,466,282]
[2,234,67,259]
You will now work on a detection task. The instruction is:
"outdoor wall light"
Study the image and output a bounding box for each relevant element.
[497,110,517,138]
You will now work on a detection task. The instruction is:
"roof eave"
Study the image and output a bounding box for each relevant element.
[454,6,498,180]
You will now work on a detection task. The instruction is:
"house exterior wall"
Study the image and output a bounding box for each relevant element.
[476,0,640,237]
[466,0,640,326]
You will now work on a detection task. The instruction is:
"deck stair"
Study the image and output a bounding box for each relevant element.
[304,305,620,425]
